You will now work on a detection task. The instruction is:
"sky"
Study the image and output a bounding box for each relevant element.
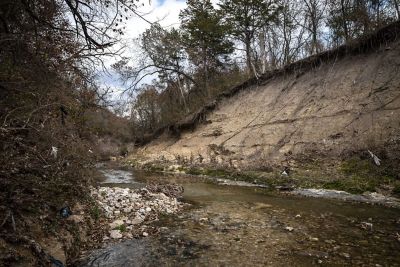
[98,0,188,105]
[99,0,224,111]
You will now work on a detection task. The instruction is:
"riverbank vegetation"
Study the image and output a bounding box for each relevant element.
[126,153,400,197]
[0,0,138,265]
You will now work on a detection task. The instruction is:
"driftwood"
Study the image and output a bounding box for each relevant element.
[136,20,400,146]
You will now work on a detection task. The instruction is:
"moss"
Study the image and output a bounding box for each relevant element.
[186,168,204,176]
[230,171,261,183]
[203,168,232,177]
[340,158,373,176]
[114,224,127,232]
[185,167,233,177]
[340,158,396,179]
[323,180,365,194]
[336,157,398,194]
[146,164,164,172]
[177,166,186,172]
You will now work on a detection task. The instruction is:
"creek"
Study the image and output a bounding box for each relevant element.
[80,167,400,266]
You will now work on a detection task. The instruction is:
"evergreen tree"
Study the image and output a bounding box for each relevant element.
[180,0,233,98]
[219,0,280,75]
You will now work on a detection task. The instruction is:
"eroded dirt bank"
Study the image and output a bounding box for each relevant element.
[135,39,400,167]
[130,29,400,197]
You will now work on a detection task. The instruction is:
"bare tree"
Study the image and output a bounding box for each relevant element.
[301,0,327,55]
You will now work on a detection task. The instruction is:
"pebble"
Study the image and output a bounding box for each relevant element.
[199,217,209,223]
[123,207,132,213]
[131,217,144,225]
[142,232,149,237]
[341,252,351,259]
[285,226,294,232]
[110,230,123,239]
[109,219,124,229]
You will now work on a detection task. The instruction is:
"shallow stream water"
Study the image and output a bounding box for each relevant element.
[81,168,400,266]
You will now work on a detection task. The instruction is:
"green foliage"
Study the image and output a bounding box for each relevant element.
[340,158,396,180]
[114,224,127,232]
[333,157,398,194]
[90,205,102,221]
[180,0,234,70]
[218,0,281,70]
[219,0,280,40]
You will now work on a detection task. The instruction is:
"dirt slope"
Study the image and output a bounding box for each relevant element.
[135,37,400,169]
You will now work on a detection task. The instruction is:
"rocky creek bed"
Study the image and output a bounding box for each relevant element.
[90,184,187,241]
[78,168,400,267]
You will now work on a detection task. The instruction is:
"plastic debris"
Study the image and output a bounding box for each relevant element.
[59,207,72,218]
[368,150,381,166]
[50,146,58,159]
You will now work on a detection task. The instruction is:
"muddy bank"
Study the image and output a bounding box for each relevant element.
[292,189,400,208]
[123,159,400,208]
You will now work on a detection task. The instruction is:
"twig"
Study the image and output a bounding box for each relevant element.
[0,210,10,228]
[11,211,16,232]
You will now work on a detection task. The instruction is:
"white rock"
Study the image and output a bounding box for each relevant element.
[142,232,148,237]
[109,219,124,229]
[110,230,123,239]
[125,232,133,239]
[285,226,294,232]
[145,207,151,212]
[123,207,132,213]
[131,217,144,225]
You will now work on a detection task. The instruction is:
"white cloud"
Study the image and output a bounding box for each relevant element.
[98,0,188,100]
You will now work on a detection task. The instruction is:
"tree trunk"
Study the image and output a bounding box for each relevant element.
[311,2,318,54]
[394,0,400,19]
[259,29,267,74]
[245,33,252,76]
[176,74,188,112]
[340,0,349,42]
[202,44,209,99]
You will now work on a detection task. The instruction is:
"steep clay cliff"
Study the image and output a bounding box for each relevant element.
[134,28,400,170]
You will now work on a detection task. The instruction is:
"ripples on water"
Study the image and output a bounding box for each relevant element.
[81,169,400,267]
